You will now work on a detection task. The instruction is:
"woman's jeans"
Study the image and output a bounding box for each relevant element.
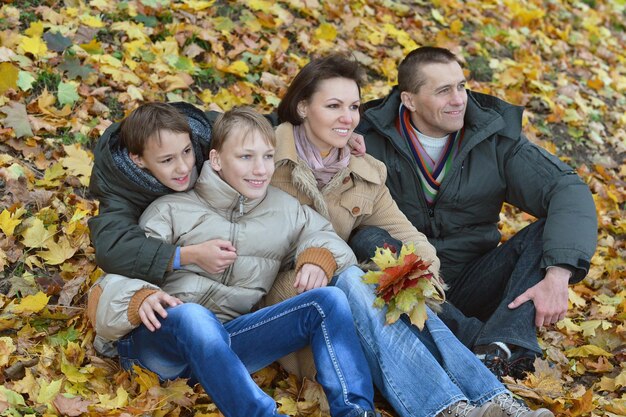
[117,285,374,417]
[334,267,508,417]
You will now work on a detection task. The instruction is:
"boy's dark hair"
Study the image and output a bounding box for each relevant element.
[398,47,463,94]
[277,54,365,125]
[211,107,276,152]
[119,102,191,155]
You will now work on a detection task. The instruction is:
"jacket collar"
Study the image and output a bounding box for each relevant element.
[194,161,265,216]
[275,122,384,185]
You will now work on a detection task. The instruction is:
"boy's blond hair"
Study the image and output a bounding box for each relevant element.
[210,107,275,151]
[119,102,191,155]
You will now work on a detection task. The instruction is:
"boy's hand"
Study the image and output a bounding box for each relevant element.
[348,133,366,157]
[181,240,237,274]
[139,291,183,331]
[294,264,328,293]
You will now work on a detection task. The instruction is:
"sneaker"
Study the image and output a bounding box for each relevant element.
[437,401,502,417]
[492,394,554,417]
[507,349,539,380]
[474,342,512,381]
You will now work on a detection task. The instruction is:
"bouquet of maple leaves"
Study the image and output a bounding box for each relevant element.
[362,243,445,330]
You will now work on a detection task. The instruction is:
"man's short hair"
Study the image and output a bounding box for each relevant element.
[277,54,365,125]
[398,47,463,94]
[211,107,276,152]
[119,102,191,155]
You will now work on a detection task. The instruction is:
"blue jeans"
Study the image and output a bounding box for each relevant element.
[334,267,507,417]
[438,220,546,354]
[117,286,374,417]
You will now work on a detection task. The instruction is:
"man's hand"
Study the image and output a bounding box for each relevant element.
[180,240,237,274]
[508,266,571,327]
[294,264,328,293]
[348,133,366,157]
[139,291,183,332]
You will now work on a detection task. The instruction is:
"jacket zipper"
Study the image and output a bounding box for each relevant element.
[220,194,244,285]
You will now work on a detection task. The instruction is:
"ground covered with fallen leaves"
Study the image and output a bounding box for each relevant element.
[0,0,624,416]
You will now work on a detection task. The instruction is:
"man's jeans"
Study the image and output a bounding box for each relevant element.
[334,267,507,417]
[439,220,546,354]
[117,285,374,417]
[349,222,545,355]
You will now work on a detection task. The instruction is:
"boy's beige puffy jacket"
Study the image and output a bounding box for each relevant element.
[89,162,357,342]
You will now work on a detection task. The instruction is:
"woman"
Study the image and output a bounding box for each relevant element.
[266,55,553,417]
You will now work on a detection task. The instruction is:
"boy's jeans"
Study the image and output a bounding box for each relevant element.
[334,267,507,417]
[117,284,374,417]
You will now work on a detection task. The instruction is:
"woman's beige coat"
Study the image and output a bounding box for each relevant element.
[271,123,440,273]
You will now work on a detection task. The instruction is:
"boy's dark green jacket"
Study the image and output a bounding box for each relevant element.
[88,102,216,284]
[358,88,598,283]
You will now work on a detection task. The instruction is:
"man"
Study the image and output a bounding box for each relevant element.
[354,46,597,379]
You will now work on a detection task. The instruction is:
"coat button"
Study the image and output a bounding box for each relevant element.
[352,207,361,215]
[342,176,350,184]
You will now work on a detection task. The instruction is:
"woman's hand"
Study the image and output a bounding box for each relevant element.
[139,291,183,331]
[348,133,366,157]
[180,240,237,274]
[294,264,328,293]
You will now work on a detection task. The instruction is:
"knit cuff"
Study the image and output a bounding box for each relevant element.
[295,248,337,279]
[128,288,159,326]
[87,284,103,327]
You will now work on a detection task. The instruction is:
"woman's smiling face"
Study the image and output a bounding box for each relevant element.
[298,77,361,153]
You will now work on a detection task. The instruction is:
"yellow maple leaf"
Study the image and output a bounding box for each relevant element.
[60,360,90,383]
[35,162,65,188]
[247,0,272,11]
[0,62,19,94]
[11,292,50,314]
[565,344,613,358]
[277,397,298,415]
[24,21,44,37]
[568,287,586,308]
[0,386,27,409]
[80,14,105,28]
[20,36,48,58]
[0,336,16,367]
[133,364,160,394]
[315,22,337,41]
[556,317,582,333]
[431,8,447,26]
[383,24,417,52]
[450,19,464,33]
[367,29,385,46]
[80,38,103,54]
[222,60,250,77]
[180,0,216,11]
[61,144,93,186]
[21,218,56,248]
[97,386,129,409]
[36,378,63,406]
[37,236,77,265]
[11,367,37,397]
[0,208,25,237]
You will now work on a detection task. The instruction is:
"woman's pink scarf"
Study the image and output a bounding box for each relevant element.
[293,124,350,189]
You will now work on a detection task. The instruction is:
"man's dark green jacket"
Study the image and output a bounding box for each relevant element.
[358,88,597,283]
[88,102,216,284]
